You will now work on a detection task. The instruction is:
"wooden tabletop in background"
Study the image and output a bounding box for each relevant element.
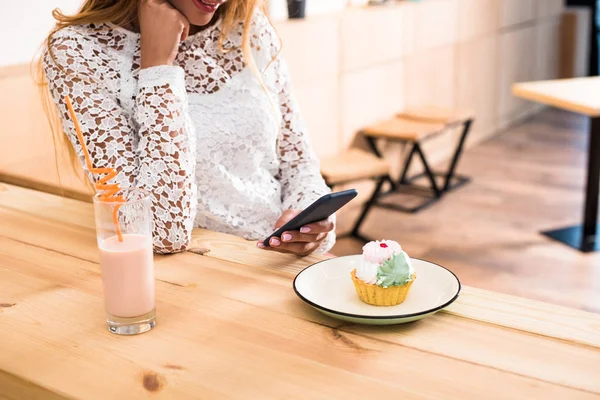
[1,183,600,399]
[513,77,600,117]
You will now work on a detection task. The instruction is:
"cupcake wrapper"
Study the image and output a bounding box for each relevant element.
[351,269,415,306]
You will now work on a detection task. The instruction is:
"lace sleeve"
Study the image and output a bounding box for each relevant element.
[262,27,336,253]
[43,31,196,254]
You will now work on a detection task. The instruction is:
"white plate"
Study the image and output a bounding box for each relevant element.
[293,255,461,325]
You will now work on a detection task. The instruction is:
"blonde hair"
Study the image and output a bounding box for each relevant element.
[35,0,277,190]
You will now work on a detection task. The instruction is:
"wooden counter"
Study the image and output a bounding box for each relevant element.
[1,183,600,399]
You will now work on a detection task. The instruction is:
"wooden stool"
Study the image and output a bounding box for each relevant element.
[398,106,474,193]
[321,149,390,241]
[399,105,473,126]
[361,107,474,213]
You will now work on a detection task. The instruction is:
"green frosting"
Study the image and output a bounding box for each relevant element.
[376,252,413,287]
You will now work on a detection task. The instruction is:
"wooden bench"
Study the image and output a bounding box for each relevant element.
[321,149,390,241]
[361,106,474,213]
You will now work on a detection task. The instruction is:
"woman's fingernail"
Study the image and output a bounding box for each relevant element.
[257,242,265,248]
[300,226,311,233]
[282,233,292,241]
[270,238,281,247]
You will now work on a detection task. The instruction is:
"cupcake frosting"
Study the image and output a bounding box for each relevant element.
[377,251,413,287]
[362,240,403,264]
[357,240,414,287]
[356,259,379,285]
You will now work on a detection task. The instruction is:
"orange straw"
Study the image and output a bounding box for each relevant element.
[64,96,125,242]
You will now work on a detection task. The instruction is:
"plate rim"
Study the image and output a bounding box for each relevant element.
[293,255,462,320]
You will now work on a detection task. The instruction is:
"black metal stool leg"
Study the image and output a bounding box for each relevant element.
[365,135,383,158]
[442,119,473,192]
[365,135,397,191]
[351,176,386,241]
[363,137,443,212]
[414,143,441,197]
[398,143,416,185]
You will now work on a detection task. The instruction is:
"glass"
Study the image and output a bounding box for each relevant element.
[93,189,156,335]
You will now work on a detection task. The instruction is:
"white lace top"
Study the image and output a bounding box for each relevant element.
[43,10,335,254]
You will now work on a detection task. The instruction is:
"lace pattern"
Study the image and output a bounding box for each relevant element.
[43,9,334,254]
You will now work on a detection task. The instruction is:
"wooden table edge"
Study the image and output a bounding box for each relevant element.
[512,83,600,117]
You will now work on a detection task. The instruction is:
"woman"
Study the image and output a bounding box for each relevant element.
[42,0,335,255]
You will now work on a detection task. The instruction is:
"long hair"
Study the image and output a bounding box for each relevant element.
[35,0,270,191]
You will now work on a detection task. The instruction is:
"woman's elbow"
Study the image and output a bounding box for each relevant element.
[152,241,190,254]
[151,225,193,254]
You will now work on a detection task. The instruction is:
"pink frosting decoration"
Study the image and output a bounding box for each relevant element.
[362,240,403,265]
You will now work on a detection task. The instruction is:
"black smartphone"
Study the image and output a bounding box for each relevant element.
[263,189,358,247]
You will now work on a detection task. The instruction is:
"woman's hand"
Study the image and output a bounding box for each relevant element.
[139,0,190,69]
[257,210,334,256]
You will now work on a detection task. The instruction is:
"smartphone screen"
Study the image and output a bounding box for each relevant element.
[263,189,358,246]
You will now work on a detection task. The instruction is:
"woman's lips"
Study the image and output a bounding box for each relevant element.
[192,0,221,13]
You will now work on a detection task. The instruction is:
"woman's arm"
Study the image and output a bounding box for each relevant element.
[44,27,196,253]
[270,51,337,254]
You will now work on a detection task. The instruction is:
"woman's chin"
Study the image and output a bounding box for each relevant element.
[189,14,216,27]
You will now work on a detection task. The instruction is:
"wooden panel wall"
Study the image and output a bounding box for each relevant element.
[0,0,568,223]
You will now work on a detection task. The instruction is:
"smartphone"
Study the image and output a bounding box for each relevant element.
[263,189,358,247]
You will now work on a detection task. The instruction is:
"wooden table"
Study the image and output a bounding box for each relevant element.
[513,77,600,252]
[1,183,600,399]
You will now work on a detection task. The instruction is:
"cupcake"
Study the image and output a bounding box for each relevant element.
[350,240,416,306]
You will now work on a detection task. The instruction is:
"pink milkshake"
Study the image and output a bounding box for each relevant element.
[98,234,155,318]
[93,188,155,334]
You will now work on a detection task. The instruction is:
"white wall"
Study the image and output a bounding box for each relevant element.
[269,0,348,21]
[0,0,82,67]
[1,0,355,65]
